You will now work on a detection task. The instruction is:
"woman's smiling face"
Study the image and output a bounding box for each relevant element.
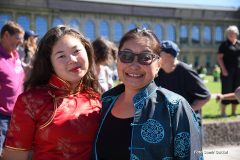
[117,37,160,91]
[51,34,89,88]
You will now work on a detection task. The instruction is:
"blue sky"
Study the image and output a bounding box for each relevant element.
[135,0,240,8]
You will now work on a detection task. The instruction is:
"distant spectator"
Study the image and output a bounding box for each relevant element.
[197,65,207,80]
[92,37,116,92]
[20,30,38,78]
[108,40,119,83]
[0,21,25,156]
[217,25,240,117]
[155,40,210,127]
[212,64,220,82]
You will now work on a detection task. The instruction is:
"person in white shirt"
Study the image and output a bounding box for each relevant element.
[92,37,117,92]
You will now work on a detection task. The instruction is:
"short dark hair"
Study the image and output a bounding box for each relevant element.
[118,28,161,56]
[24,25,101,95]
[0,21,24,38]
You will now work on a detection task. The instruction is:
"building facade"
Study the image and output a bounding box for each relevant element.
[0,0,240,71]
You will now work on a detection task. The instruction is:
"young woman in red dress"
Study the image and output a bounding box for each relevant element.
[3,25,102,160]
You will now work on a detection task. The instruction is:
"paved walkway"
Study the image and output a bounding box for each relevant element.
[203,146,240,160]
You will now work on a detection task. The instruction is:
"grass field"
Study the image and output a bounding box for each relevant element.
[202,76,240,122]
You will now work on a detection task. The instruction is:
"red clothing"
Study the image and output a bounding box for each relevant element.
[5,75,101,160]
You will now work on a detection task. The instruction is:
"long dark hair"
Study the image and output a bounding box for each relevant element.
[24,25,101,94]
[118,28,161,56]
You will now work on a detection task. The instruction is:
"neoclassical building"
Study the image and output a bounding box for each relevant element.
[0,0,240,71]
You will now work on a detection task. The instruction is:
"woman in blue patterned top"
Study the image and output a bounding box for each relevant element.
[93,28,203,160]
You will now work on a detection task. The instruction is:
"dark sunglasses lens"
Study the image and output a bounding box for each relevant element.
[119,52,134,63]
[138,53,153,65]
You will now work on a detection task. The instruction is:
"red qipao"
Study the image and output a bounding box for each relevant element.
[5,75,102,160]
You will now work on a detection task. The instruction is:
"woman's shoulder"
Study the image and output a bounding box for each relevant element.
[158,87,186,104]
[14,87,53,119]
[19,86,53,101]
[157,87,192,118]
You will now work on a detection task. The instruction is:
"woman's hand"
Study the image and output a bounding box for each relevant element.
[216,94,223,102]
[221,69,228,77]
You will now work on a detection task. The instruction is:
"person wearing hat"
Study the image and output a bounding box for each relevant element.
[154,40,210,128]
[21,30,38,78]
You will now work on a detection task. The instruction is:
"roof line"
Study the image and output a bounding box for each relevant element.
[78,0,239,11]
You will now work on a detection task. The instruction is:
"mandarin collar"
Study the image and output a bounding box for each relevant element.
[48,74,82,94]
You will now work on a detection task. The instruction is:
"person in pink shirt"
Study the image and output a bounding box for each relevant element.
[0,21,25,156]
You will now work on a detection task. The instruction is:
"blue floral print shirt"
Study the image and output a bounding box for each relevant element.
[93,81,203,160]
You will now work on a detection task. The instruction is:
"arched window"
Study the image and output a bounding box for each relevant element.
[180,25,188,43]
[142,23,150,29]
[192,25,200,43]
[204,26,211,44]
[154,24,163,41]
[69,19,80,31]
[113,22,123,43]
[128,23,137,31]
[99,20,109,39]
[167,24,175,41]
[35,16,48,38]
[84,20,95,41]
[17,15,30,30]
[52,17,64,27]
[0,13,12,30]
[215,26,223,43]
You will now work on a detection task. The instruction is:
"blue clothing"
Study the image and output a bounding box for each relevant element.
[0,113,11,154]
[93,81,203,160]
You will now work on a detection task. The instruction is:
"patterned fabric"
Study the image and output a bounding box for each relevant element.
[162,157,173,160]
[166,99,179,118]
[141,119,164,144]
[174,132,190,158]
[131,153,140,160]
[93,81,203,160]
[5,75,101,160]
[133,89,147,110]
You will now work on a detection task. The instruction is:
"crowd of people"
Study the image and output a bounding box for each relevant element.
[0,20,239,159]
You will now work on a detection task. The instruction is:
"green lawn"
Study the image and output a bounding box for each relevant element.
[202,76,240,122]
[203,76,221,93]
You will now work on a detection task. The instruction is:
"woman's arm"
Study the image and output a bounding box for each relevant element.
[217,54,228,76]
[2,148,30,160]
[173,99,203,160]
[216,93,236,101]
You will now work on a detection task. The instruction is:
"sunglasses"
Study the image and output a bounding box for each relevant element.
[118,51,159,65]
